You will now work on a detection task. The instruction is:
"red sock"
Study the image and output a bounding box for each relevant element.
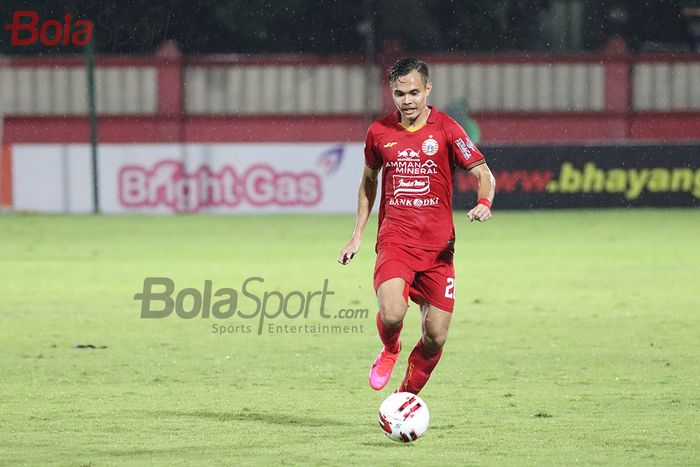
[400,339,443,394]
[376,311,402,354]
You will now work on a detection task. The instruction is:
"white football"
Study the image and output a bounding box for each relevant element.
[378,392,430,442]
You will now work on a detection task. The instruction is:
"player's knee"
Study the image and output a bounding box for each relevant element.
[379,302,406,328]
[423,332,447,350]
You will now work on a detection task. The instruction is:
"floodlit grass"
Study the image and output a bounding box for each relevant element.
[1,210,698,465]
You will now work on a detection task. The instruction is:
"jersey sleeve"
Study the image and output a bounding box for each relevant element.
[446,119,485,171]
[364,125,382,170]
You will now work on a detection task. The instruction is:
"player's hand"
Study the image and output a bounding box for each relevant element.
[467,204,492,222]
[338,238,361,265]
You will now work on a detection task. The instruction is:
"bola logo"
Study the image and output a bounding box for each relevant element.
[3,11,93,46]
[421,137,439,156]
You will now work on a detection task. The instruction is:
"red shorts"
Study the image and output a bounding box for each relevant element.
[373,243,456,312]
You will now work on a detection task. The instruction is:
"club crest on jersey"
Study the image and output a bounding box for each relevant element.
[421,138,439,156]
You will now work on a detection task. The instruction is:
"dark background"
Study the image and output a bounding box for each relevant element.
[0,0,694,55]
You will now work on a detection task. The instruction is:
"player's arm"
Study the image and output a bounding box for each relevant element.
[467,162,495,222]
[338,164,380,265]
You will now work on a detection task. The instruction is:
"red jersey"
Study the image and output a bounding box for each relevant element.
[364,106,486,251]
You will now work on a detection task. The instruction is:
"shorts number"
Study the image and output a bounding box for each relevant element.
[444,278,455,299]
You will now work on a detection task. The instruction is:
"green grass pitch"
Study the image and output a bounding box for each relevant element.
[1,210,698,465]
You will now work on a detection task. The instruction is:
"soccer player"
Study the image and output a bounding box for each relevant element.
[338,58,495,394]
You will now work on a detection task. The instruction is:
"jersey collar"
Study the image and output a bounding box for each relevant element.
[394,106,437,132]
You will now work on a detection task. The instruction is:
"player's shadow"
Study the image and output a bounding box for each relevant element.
[105,446,202,457]
[159,409,351,427]
[360,440,412,448]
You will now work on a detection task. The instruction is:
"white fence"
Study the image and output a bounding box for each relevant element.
[430,63,605,112]
[2,57,700,131]
[632,62,700,111]
[185,64,381,114]
[0,66,157,115]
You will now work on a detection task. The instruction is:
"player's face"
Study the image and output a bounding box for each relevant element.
[391,70,432,122]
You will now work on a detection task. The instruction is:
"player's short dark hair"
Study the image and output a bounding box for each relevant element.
[389,58,429,86]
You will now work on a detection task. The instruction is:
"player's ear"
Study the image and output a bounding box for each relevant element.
[425,81,432,97]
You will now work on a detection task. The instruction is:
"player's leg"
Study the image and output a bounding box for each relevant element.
[370,245,416,390]
[399,302,452,394]
[369,277,409,390]
[398,250,455,394]
[377,276,409,350]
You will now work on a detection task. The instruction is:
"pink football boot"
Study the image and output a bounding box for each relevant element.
[369,344,401,390]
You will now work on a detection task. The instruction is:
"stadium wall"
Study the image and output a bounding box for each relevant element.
[1,42,699,211]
